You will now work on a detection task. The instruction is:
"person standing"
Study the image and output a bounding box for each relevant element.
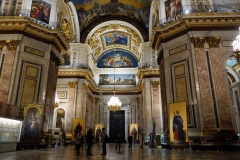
[101,128,107,155]
[74,123,82,138]
[115,131,122,151]
[86,129,94,155]
[75,132,82,155]
[128,135,133,148]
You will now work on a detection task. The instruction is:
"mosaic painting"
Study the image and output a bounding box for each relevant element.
[99,74,136,85]
[30,0,51,24]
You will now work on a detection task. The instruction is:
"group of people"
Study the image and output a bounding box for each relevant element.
[74,125,107,156]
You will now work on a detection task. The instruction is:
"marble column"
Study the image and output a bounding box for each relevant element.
[75,80,84,118]
[131,104,136,123]
[99,104,103,123]
[206,37,233,129]
[91,96,95,128]
[143,79,153,135]
[0,40,19,103]
[66,81,76,134]
[86,95,92,128]
[82,84,88,119]
[191,37,216,129]
[151,81,161,134]
[95,98,99,124]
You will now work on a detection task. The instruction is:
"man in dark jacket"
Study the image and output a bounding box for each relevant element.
[86,128,94,155]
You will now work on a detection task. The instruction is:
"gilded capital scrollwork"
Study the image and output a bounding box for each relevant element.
[84,84,88,93]
[68,81,77,88]
[206,37,221,48]
[5,40,20,51]
[141,83,144,90]
[151,81,159,88]
[0,40,5,51]
[191,37,205,48]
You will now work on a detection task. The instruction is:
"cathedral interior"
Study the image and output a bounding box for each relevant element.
[1,0,240,155]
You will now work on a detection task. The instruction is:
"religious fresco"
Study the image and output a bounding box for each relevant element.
[103,32,129,47]
[30,0,51,24]
[97,49,138,68]
[226,56,238,67]
[72,0,151,32]
[164,0,182,21]
[99,74,136,85]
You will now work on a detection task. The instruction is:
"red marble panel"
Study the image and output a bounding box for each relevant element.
[66,87,75,133]
[0,50,16,103]
[195,48,216,129]
[209,48,233,129]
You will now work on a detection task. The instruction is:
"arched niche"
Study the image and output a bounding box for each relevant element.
[52,108,66,130]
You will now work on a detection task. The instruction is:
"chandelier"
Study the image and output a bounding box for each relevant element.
[108,67,122,112]
[232,34,240,62]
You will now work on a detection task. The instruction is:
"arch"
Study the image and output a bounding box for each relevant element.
[53,107,66,130]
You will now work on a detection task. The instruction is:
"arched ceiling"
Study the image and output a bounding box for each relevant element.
[85,20,144,63]
[70,0,151,36]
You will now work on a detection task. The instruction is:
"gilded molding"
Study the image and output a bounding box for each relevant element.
[151,81,159,88]
[0,40,5,51]
[84,84,89,93]
[151,13,240,50]
[191,37,205,48]
[68,81,77,88]
[206,37,221,48]
[5,40,20,51]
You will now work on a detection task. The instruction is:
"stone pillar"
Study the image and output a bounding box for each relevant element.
[206,37,233,129]
[191,37,216,129]
[131,104,136,123]
[86,95,92,128]
[91,96,95,128]
[75,80,84,118]
[66,81,76,134]
[99,104,103,123]
[82,84,88,119]
[143,79,153,135]
[151,81,161,134]
[95,98,99,124]
[0,40,19,103]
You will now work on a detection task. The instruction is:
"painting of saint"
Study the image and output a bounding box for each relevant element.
[56,109,65,128]
[30,0,51,24]
[164,0,182,21]
[129,124,138,141]
[97,49,138,68]
[23,106,42,141]
[104,32,128,46]
[172,110,184,143]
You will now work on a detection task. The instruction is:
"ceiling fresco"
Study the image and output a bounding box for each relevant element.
[97,49,138,68]
[71,0,151,32]
[88,23,141,62]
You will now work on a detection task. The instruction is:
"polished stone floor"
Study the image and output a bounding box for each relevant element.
[0,143,240,160]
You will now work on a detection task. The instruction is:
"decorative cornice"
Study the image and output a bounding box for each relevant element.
[150,12,240,50]
[68,81,77,88]
[0,40,6,51]
[206,37,221,48]
[191,37,205,48]
[151,81,159,88]
[0,16,69,52]
[5,40,20,51]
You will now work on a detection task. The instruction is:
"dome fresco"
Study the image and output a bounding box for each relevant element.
[226,56,238,67]
[97,49,138,68]
[71,0,151,32]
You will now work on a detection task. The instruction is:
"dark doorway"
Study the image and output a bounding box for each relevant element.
[109,110,125,143]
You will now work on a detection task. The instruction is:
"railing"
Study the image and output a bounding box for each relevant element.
[59,63,89,69]
[0,9,61,30]
[0,102,16,118]
[139,62,159,69]
[157,5,240,26]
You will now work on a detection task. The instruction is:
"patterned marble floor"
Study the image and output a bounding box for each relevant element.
[0,143,240,160]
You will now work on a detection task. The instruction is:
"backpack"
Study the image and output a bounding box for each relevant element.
[105,134,109,143]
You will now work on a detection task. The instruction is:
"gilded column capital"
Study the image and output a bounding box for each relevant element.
[151,81,159,88]
[206,37,221,48]
[5,40,20,51]
[0,40,5,51]
[141,83,144,90]
[191,37,205,48]
[68,81,77,88]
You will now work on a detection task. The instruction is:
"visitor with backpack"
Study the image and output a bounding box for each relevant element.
[101,128,108,155]
[75,132,82,155]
